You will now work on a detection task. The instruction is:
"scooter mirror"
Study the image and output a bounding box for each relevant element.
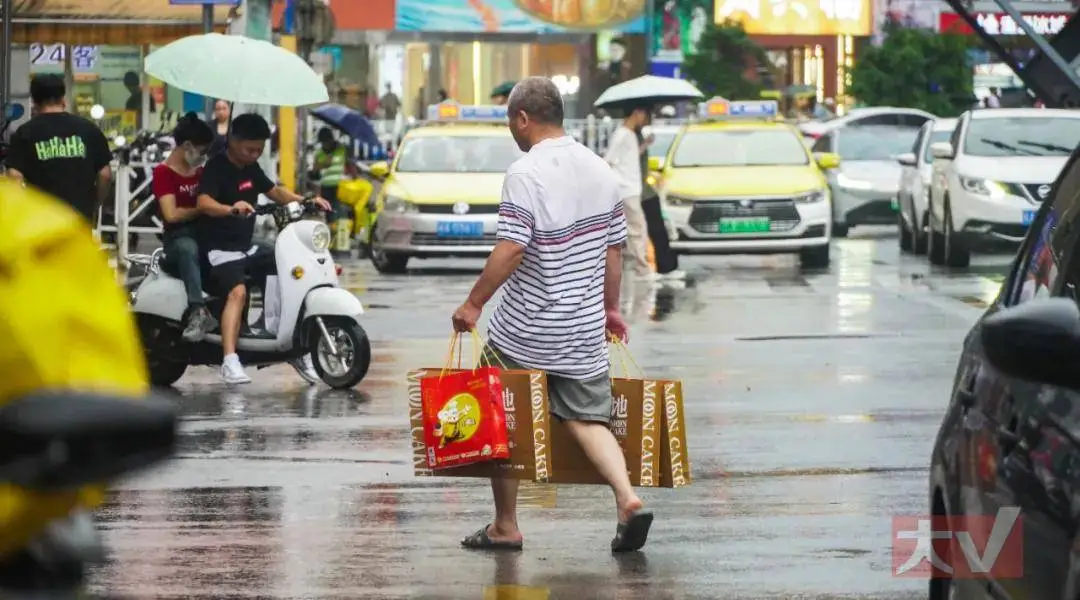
[4,103,25,120]
[89,104,105,120]
[0,391,178,491]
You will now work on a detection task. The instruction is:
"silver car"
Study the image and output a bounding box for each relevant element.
[811,123,928,237]
[895,118,957,254]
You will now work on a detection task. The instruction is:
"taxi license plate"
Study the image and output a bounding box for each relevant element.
[719,217,770,234]
[436,221,483,237]
[1022,210,1037,226]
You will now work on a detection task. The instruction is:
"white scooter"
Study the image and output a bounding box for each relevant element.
[131,201,371,389]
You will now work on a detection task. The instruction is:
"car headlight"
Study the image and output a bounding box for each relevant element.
[311,223,331,252]
[959,176,1007,200]
[837,173,873,190]
[794,190,827,203]
[664,194,694,207]
[384,195,417,213]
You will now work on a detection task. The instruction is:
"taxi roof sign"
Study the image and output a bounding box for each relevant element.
[425,100,508,122]
[698,97,779,120]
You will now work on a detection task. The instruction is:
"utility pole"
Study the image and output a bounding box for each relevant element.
[203,4,214,118]
[1,0,13,114]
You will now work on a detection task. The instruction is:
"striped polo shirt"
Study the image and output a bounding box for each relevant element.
[487,136,628,380]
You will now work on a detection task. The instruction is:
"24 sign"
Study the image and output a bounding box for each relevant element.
[892,507,1023,579]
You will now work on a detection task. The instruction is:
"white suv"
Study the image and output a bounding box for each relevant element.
[927,108,1080,268]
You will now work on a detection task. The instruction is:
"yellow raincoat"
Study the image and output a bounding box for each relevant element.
[0,180,149,558]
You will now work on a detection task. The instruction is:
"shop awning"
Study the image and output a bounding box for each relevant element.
[12,0,232,45]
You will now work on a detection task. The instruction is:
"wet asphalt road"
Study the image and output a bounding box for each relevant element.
[89,228,1013,599]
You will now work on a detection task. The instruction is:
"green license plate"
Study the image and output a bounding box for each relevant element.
[890,198,899,210]
[719,217,770,233]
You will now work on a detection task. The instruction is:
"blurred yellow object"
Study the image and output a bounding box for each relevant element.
[0,180,149,558]
[338,178,375,240]
[337,178,373,209]
[647,239,656,271]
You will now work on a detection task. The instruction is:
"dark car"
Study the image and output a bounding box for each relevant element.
[929,143,1080,599]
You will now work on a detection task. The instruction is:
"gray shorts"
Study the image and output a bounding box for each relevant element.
[483,345,612,424]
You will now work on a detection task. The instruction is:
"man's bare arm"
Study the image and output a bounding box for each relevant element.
[465,240,526,309]
[197,193,234,217]
[5,168,24,184]
[96,165,112,209]
[266,185,305,205]
[604,245,623,313]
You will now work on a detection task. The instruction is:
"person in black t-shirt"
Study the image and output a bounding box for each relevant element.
[196,112,330,384]
[5,74,112,222]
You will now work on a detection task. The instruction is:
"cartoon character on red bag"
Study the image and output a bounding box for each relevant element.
[435,395,478,448]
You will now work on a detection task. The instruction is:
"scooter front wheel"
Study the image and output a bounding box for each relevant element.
[310,318,371,389]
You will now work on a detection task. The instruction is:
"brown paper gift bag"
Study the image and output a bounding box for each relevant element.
[548,377,662,487]
[659,380,691,488]
[408,367,555,482]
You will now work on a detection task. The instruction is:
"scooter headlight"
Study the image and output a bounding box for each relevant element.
[311,223,331,252]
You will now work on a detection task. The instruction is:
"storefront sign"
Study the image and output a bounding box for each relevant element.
[29,44,97,70]
[395,0,646,33]
[652,0,713,62]
[938,12,1070,36]
[715,0,871,36]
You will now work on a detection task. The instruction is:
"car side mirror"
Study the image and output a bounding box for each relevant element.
[648,156,664,171]
[369,161,390,180]
[981,298,1080,391]
[0,391,178,491]
[814,152,840,170]
[896,152,917,167]
[930,142,954,160]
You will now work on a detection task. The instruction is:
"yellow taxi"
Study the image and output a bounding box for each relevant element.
[650,98,842,269]
[364,101,522,273]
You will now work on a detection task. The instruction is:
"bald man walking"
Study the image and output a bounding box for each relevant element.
[451,77,653,553]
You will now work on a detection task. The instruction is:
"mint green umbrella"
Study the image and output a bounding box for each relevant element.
[144,33,329,107]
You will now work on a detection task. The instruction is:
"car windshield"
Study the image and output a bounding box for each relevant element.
[395,135,523,173]
[671,129,809,167]
[648,132,677,158]
[923,130,954,163]
[837,126,921,161]
[963,117,1080,157]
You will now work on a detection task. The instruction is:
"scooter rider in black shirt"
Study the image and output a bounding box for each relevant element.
[196,113,331,384]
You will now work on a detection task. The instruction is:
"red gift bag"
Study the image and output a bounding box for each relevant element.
[420,345,510,470]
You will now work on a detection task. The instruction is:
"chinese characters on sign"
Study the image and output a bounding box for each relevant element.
[715,0,870,35]
[29,44,98,70]
[938,12,1070,36]
[892,509,1024,579]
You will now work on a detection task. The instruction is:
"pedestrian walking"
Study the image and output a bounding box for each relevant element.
[637,126,683,280]
[4,74,112,224]
[604,105,653,279]
[208,99,231,156]
[450,77,653,553]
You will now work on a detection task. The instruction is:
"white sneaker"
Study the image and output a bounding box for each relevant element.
[289,354,319,385]
[661,269,687,281]
[221,354,251,385]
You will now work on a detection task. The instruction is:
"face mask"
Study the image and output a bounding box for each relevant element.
[184,147,207,167]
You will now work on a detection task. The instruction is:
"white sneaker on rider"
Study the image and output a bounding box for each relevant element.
[661,269,687,281]
[221,354,252,385]
[289,354,319,385]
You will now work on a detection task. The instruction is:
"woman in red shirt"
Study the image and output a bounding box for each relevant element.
[152,113,215,341]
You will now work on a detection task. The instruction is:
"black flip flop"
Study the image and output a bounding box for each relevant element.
[461,524,523,551]
[611,509,654,553]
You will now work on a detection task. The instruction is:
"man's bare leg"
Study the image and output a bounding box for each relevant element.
[487,477,523,542]
[220,284,246,356]
[564,420,644,522]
